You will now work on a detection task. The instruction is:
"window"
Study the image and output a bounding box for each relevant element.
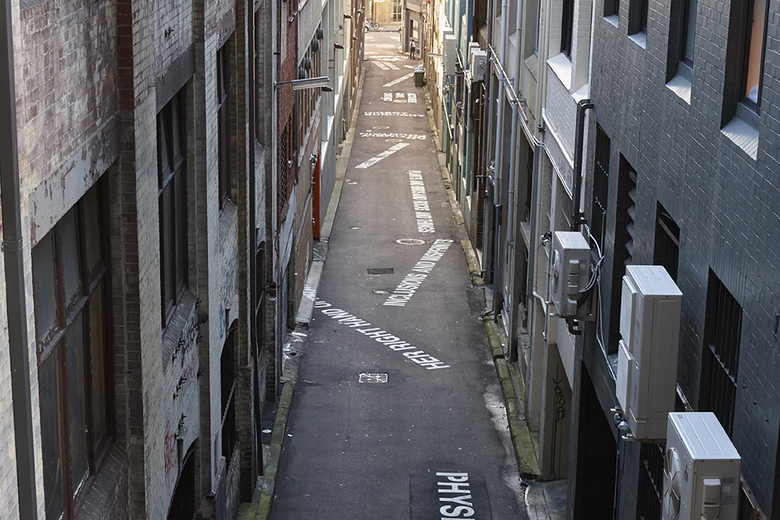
[628,0,648,34]
[221,328,237,464]
[636,444,664,520]
[701,271,741,436]
[679,0,697,65]
[392,0,402,21]
[591,125,610,251]
[561,0,574,56]
[742,0,768,108]
[158,89,189,325]
[604,0,619,18]
[217,41,231,207]
[653,202,679,282]
[33,182,112,520]
[607,156,637,353]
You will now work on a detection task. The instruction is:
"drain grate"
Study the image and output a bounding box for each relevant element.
[367,267,394,275]
[396,238,426,245]
[359,373,389,383]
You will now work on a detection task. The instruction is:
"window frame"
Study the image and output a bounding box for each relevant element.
[561,0,575,57]
[33,182,114,520]
[158,89,189,326]
[739,0,769,111]
[217,40,232,207]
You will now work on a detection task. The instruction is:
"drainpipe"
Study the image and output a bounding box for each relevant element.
[247,0,265,476]
[490,0,509,321]
[0,2,37,518]
[504,0,525,361]
[571,99,593,229]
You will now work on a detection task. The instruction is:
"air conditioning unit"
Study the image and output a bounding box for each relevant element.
[550,231,590,319]
[663,412,740,520]
[443,34,457,76]
[468,44,487,82]
[617,265,682,440]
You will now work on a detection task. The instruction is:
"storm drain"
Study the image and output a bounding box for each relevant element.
[359,373,388,383]
[367,267,394,275]
[396,238,426,246]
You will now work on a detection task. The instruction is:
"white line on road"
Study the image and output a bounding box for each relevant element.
[383,72,415,87]
[375,61,391,70]
[384,239,453,307]
[383,92,393,101]
[355,142,410,169]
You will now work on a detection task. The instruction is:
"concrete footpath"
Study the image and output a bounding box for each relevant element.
[238,50,565,520]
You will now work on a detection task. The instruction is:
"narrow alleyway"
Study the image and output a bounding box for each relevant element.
[269,30,530,519]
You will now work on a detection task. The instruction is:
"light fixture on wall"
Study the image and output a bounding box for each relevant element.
[334,43,344,49]
[274,76,332,90]
[343,13,352,18]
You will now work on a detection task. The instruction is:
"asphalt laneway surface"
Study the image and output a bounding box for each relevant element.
[270,30,530,520]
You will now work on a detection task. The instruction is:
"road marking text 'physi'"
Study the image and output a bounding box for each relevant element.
[437,472,478,518]
[312,300,450,369]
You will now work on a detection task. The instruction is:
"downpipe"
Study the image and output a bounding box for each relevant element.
[571,99,594,229]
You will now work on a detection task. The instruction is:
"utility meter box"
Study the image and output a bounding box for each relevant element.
[618,265,682,440]
[468,45,487,82]
[663,412,740,520]
[551,231,590,319]
[443,34,457,76]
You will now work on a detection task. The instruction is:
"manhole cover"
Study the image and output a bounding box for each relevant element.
[396,238,426,245]
[367,268,394,274]
[359,373,388,383]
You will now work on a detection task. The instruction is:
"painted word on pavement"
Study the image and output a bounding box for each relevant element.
[313,299,450,370]
[384,239,453,307]
[408,170,434,233]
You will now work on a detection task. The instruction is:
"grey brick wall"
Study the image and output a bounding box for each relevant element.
[587,0,780,512]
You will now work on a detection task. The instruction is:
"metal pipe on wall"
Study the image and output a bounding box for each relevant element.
[0,1,38,517]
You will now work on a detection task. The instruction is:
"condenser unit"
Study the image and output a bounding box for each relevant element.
[467,43,487,82]
[443,34,457,76]
[550,231,590,319]
[663,412,740,520]
[617,265,682,440]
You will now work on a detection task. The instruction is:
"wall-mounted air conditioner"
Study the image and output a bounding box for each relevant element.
[663,412,740,520]
[443,34,457,76]
[617,265,682,440]
[550,231,590,319]
[467,44,487,82]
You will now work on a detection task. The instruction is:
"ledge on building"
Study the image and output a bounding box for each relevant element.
[666,73,691,104]
[722,114,759,161]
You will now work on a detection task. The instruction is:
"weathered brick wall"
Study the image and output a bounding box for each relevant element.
[588,0,780,512]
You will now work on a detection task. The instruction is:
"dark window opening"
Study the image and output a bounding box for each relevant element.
[561,0,574,56]
[608,157,637,353]
[592,125,610,252]
[158,89,189,326]
[217,41,232,207]
[167,449,197,520]
[34,180,113,520]
[701,270,741,436]
[653,203,680,282]
[221,327,238,465]
[636,443,664,520]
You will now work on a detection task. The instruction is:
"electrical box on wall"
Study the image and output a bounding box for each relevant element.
[468,44,487,82]
[663,412,740,520]
[617,265,682,440]
[443,34,457,76]
[551,231,590,319]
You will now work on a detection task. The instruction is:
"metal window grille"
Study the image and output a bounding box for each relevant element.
[592,125,610,250]
[636,443,664,520]
[702,271,741,435]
